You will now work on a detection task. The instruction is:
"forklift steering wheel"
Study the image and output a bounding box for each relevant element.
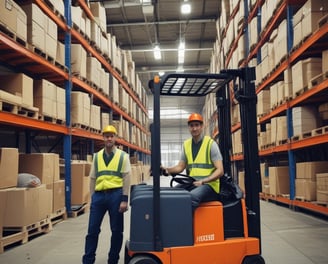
[170,174,195,187]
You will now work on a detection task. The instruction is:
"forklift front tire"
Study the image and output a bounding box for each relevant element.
[128,255,160,264]
[242,255,265,264]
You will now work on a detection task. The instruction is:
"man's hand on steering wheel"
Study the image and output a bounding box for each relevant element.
[170,173,196,187]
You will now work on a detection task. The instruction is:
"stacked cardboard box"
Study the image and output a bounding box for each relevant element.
[316,173,328,203]
[71,161,91,205]
[0,73,33,107]
[269,166,290,196]
[71,91,91,127]
[21,4,46,52]
[292,106,320,136]
[291,58,322,96]
[0,148,19,189]
[34,79,57,118]
[0,0,27,42]
[296,161,328,201]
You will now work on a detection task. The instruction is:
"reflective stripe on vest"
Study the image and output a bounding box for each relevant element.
[95,148,125,191]
[184,136,219,193]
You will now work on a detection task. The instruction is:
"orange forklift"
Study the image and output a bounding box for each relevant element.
[125,67,265,264]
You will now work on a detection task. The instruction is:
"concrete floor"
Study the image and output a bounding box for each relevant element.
[1,177,328,264]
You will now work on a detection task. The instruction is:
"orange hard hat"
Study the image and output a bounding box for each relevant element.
[188,113,203,124]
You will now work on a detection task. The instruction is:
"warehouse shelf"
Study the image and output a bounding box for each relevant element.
[0,33,69,85]
[218,0,328,214]
[0,2,150,155]
[0,112,68,134]
[72,77,149,134]
[74,0,94,19]
[246,0,307,66]
[260,193,328,217]
[247,0,264,24]
[31,0,148,116]
[256,22,328,94]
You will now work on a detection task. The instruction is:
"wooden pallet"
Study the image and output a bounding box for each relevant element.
[1,218,53,253]
[0,100,18,114]
[17,105,39,119]
[70,203,90,218]
[318,13,328,28]
[0,230,26,254]
[309,73,324,88]
[312,126,328,137]
[50,208,67,226]
[0,22,26,47]
[27,44,55,65]
[311,201,328,208]
[291,130,313,142]
[38,114,57,123]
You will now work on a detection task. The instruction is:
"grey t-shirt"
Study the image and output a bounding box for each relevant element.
[180,137,223,163]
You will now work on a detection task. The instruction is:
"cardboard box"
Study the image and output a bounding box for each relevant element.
[317,191,328,203]
[0,190,7,237]
[71,91,91,126]
[56,86,66,122]
[0,148,19,189]
[296,161,328,180]
[0,0,27,41]
[269,166,290,196]
[34,79,57,117]
[295,179,316,201]
[71,44,87,78]
[38,185,53,220]
[316,173,328,191]
[56,41,65,66]
[292,106,319,135]
[323,50,328,73]
[0,73,33,107]
[71,162,91,205]
[292,58,322,95]
[19,153,60,185]
[3,187,40,226]
[53,180,65,212]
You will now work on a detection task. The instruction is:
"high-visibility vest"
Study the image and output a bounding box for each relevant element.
[184,136,219,193]
[94,148,126,191]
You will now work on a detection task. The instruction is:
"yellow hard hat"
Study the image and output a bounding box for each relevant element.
[188,113,203,124]
[102,125,117,135]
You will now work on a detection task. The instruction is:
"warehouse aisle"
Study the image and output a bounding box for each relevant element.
[0,177,327,264]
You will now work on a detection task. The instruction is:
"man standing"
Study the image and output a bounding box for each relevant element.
[83,125,131,264]
[162,113,224,210]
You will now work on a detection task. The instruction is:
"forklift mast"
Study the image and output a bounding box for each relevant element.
[150,67,261,251]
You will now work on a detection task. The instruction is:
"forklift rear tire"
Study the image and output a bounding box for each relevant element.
[128,255,160,264]
[242,255,265,264]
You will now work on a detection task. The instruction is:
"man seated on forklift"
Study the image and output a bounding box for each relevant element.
[161,113,224,211]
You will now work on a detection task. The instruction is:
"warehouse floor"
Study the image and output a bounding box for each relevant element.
[1,177,328,264]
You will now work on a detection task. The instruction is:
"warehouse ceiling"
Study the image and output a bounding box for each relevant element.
[96,0,221,125]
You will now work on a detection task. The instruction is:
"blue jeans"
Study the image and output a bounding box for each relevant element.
[82,188,124,264]
[177,183,218,210]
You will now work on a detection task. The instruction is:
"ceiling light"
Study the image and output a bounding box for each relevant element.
[154,45,161,60]
[181,2,191,14]
[159,71,165,76]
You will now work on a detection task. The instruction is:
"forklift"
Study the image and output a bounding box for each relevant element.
[124,67,265,264]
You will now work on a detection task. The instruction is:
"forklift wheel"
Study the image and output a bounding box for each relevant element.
[242,255,265,264]
[128,255,160,264]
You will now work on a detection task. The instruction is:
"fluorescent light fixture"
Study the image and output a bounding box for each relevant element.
[178,41,185,64]
[140,0,151,4]
[148,108,190,119]
[181,2,191,14]
[154,45,161,60]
